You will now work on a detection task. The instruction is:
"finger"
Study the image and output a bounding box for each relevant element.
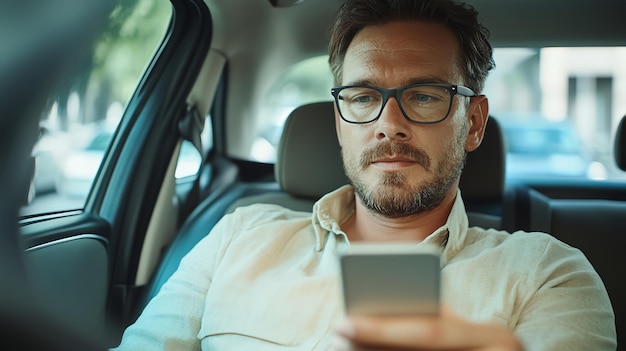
[346,315,436,349]
[342,313,520,350]
[329,333,353,351]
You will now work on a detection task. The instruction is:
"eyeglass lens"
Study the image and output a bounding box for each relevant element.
[337,85,452,123]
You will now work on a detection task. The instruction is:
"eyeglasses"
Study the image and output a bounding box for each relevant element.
[331,83,476,124]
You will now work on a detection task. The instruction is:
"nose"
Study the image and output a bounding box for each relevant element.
[375,97,411,141]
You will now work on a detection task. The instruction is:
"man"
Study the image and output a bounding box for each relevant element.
[112,0,616,350]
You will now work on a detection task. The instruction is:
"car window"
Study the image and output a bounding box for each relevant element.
[252,56,334,163]
[254,47,626,182]
[20,0,172,216]
[485,47,626,181]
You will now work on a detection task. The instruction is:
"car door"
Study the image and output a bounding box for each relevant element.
[16,0,213,346]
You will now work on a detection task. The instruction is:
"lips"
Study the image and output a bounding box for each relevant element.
[370,156,419,171]
[361,142,431,171]
[372,155,416,163]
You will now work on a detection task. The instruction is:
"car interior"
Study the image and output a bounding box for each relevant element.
[4,0,625,349]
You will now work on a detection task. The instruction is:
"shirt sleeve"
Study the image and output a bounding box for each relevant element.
[110,212,237,351]
[514,236,616,350]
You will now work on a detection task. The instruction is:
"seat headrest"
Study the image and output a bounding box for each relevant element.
[615,115,626,171]
[276,101,505,203]
[275,102,348,198]
[459,116,506,203]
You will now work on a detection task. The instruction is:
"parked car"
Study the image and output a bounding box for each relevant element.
[4,0,626,349]
[26,126,73,200]
[499,117,605,180]
[56,131,112,198]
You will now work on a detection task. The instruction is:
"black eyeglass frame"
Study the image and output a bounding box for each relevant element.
[330,83,476,124]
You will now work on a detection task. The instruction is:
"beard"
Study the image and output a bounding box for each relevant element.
[343,126,468,218]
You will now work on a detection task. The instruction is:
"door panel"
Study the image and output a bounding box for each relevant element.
[20,213,111,338]
[24,233,108,334]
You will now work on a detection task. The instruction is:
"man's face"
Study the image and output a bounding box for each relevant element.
[336,21,472,218]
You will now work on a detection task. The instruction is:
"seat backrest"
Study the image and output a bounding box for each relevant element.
[246,101,349,211]
[229,101,507,229]
[276,102,348,197]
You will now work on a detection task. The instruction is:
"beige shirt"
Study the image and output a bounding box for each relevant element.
[113,185,616,350]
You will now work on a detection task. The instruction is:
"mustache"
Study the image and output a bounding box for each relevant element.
[360,142,431,171]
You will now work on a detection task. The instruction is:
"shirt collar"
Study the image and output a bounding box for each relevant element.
[312,186,469,262]
[312,185,354,250]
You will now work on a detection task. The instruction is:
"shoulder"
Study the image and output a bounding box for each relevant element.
[467,226,576,251]
[473,227,583,252]
[228,203,312,226]
[451,228,605,308]
[184,203,314,264]
[215,203,314,242]
[464,227,594,274]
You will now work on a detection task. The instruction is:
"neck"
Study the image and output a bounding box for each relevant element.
[343,188,457,243]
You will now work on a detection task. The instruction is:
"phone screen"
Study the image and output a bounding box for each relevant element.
[339,243,441,316]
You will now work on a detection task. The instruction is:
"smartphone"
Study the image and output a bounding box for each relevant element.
[339,243,441,316]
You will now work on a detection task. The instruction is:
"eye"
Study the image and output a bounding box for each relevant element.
[403,86,448,106]
[352,94,375,104]
[405,92,440,106]
[412,93,434,103]
[340,88,381,106]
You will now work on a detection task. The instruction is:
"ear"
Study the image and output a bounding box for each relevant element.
[465,95,489,152]
[334,104,343,147]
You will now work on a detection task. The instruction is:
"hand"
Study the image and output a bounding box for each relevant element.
[330,306,523,351]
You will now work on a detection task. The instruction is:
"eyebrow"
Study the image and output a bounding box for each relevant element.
[345,75,451,87]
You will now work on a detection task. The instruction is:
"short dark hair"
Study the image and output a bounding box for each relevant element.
[328,0,495,93]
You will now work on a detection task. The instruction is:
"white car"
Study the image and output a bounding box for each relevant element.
[56,131,112,198]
